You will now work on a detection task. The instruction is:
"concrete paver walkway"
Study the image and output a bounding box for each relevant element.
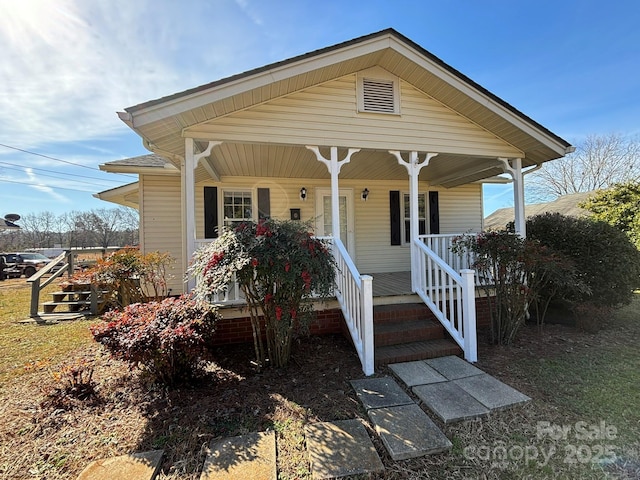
[350,376,453,460]
[77,450,163,480]
[305,419,384,479]
[350,377,414,410]
[400,356,531,423]
[350,355,530,461]
[368,404,452,460]
[412,381,489,423]
[200,431,276,480]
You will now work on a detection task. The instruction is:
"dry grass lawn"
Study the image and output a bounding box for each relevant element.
[0,279,639,479]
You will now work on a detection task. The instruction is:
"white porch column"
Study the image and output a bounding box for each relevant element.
[498,157,526,237]
[185,138,221,292]
[306,146,360,243]
[390,151,438,292]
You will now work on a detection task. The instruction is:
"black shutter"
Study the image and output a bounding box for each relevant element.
[390,191,401,245]
[204,186,218,238]
[257,188,270,219]
[429,191,440,234]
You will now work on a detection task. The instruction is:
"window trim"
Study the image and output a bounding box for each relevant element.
[221,189,254,227]
[402,192,427,245]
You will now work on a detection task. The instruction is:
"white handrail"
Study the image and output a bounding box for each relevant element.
[414,239,477,362]
[330,237,374,375]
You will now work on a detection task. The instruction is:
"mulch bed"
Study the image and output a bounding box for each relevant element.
[0,334,365,479]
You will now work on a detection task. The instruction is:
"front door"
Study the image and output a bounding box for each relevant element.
[315,188,355,256]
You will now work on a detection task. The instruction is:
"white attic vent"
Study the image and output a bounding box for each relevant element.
[362,78,396,113]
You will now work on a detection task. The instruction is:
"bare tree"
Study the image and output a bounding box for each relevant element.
[528,133,640,201]
[19,211,58,248]
[83,208,124,249]
[116,206,140,246]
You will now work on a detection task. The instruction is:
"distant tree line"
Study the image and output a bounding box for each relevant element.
[528,133,640,201]
[0,207,139,252]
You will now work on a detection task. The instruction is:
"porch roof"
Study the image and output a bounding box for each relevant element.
[117,28,572,186]
[93,182,140,209]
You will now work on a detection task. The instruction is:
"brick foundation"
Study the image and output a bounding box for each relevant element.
[211,298,494,345]
[210,308,345,346]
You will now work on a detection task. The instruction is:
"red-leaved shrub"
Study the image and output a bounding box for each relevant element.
[91,295,219,385]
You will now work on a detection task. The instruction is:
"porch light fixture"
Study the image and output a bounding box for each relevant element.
[300,187,307,201]
[361,188,369,201]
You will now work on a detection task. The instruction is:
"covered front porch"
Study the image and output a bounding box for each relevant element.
[109,31,572,376]
[177,140,530,374]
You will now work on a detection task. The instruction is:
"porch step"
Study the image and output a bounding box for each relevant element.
[42,286,108,314]
[374,319,444,347]
[374,303,433,324]
[43,301,94,313]
[375,339,462,366]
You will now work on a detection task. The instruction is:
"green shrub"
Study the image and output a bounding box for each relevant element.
[580,182,640,249]
[527,213,640,307]
[91,295,219,385]
[452,231,584,344]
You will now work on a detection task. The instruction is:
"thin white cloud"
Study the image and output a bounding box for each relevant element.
[0,0,307,152]
[234,0,264,26]
[23,168,72,203]
[0,0,186,147]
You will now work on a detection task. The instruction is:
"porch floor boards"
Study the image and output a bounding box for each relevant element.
[368,271,412,297]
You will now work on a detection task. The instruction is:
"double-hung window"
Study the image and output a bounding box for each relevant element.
[403,193,426,244]
[223,190,253,227]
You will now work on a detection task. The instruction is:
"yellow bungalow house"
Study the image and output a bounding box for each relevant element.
[97,29,572,375]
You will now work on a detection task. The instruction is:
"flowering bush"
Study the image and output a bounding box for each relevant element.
[64,247,174,310]
[452,231,587,344]
[90,295,219,385]
[189,219,336,368]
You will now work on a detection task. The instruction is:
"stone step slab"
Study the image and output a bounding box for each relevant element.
[425,355,484,380]
[76,450,163,480]
[413,381,490,423]
[454,373,531,410]
[305,419,384,479]
[368,404,452,460]
[389,360,448,387]
[200,431,276,480]
[350,376,414,410]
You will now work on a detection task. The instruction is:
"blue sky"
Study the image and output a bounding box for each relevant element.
[1,0,638,218]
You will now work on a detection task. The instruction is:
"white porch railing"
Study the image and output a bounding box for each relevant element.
[420,233,491,286]
[414,238,477,363]
[195,239,245,304]
[329,237,374,376]
[420,234,473,271]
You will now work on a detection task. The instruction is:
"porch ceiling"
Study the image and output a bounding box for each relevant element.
[194,143,505,187]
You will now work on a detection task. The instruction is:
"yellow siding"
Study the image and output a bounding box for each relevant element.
[195,177,482,274]
[185,74,523,158]
[141,175,185,295]
[439,184,483,234]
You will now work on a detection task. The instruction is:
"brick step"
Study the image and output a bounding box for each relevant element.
[374,319,445,347]
[375,339,462,366]
[373,303,434,325]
